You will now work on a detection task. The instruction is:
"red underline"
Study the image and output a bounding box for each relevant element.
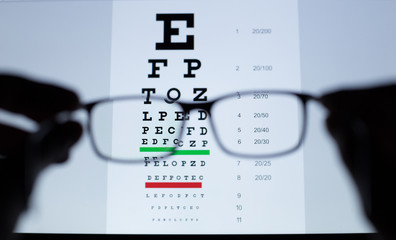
[145,182,202,188]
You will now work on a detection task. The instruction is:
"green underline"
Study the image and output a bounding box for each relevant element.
[140,147,210,155]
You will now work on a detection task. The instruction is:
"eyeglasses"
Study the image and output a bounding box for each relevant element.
[79,90,319,163]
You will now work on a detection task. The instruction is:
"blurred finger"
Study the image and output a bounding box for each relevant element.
[320,84,396,114]
[0,123,28,156]
[0,74,80,122]
[321,89,359,112]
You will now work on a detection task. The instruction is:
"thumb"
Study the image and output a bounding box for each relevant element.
[25,121,82,183]
[325,112,373,217]
[325,112,357,170]
[39,121,83,165]
[23,121,82,201]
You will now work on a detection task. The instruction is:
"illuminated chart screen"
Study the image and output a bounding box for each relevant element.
[2,0,395,235]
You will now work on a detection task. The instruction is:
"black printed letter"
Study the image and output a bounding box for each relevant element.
[184,59,201,78]
[148,59,168,78]
[156,14,194,50]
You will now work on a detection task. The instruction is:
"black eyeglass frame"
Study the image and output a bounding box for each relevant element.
[82,90,319,163]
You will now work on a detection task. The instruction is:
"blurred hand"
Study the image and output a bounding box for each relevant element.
[0,74,82,239]
[321,84,396,240]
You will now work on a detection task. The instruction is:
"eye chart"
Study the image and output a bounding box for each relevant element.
[106,0,304,234]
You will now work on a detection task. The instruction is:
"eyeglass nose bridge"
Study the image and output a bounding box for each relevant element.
[178,101,215,117]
